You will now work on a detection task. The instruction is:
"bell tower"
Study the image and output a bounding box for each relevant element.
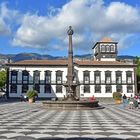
[92,37,118,61]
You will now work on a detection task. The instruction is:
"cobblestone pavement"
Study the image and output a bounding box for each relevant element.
[0,101,140,140]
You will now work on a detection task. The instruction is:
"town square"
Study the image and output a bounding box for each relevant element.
[0,100,140,139]
[0,0,140,140]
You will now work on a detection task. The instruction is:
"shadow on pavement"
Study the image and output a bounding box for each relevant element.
[0,98,20,104]
[36,137,140,140]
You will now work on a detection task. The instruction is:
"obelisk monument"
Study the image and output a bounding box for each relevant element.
[66,26,74,99]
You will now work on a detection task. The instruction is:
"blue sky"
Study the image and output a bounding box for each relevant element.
[0,0,140,56]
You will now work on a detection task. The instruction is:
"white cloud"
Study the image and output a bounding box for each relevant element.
[0,3,10,35]
[11,0,140,52]
[0,18,10,35]
[0,2,20,36]
[118,34,137,50]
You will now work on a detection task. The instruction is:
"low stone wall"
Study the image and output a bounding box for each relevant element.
[42,100,100,110]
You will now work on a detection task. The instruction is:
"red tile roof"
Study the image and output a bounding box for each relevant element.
[7,59,136,67]
[76,60,127,66]
[8,60,68,66]
[100,37,113,42]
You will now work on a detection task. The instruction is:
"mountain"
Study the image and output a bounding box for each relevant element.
[74,54,138,60]
[0,53,63,62]
[74,54,93,59]
[117,55,137,60]
[0,53,139,62]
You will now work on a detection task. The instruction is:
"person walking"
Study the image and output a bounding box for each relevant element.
[89,95,95,102]
[129,94,134,109]
[134,95,138,109]
[24,95,27,102]
[138,96,140,109]
[20,94,24,102]
[123,94,127,108]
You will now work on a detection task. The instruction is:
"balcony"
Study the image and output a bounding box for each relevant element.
[79,80,134,85]
[9,80,79,85]
[9,80,134,85]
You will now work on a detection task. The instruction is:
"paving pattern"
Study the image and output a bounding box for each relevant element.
[0,101,140,140]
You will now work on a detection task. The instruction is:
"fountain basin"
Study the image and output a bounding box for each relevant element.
[42,100,100,110]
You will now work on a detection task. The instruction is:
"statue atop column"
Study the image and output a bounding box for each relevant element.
[67,26,74,35]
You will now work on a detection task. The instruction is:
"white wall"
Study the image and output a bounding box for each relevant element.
[77,67,135,98]
[9,65,135,98]
[100,58,116,61]
[9,66,67,98]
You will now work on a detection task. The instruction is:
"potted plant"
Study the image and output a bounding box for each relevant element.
[26,90,38,103]
[113,92,122,104]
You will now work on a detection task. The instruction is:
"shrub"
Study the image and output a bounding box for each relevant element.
[113,92,122,100]
[0,70,6,89]
[26,90,38,99]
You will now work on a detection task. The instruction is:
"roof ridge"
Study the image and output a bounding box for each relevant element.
[100,37,113,42]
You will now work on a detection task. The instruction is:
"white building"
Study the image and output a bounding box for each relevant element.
[6,38,137,99]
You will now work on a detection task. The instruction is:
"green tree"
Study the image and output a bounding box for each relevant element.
[137,64,140,77]
[0,70,6,90]
[134,57,140,76]
[134,57,140,93]
[135,56,140,64]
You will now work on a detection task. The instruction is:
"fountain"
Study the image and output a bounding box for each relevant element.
[42,26,99,109]
[64,26,78,101]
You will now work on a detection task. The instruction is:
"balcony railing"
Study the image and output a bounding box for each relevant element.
[77,80,134,85]
[9,80,134,85]
[10,80,68,85]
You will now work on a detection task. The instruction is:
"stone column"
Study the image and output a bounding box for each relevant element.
[67,26,74,95]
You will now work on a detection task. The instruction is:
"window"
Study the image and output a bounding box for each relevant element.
[95,85,101,93]
[83,71,90,84]
[22,84,28,93]
[73,71,77,83]
[126,71,132,84]
[105,71,111,84]
[116,71,122,84]
[106,85,112,93]
[34,84,40,93]
[45,71,51,84]
[110,45,115,52]
[84,85,90,93]
[94,71,101,84]
[56,71,62,84]
[11,71,17,84]
[106,45,110,52]
[116,85,122,93]
[101,45,105,52]
[56,85,62,93]
[22,70,29,84]
[127,85,133,93]
[10,84,17,93]
[44,85,51,93]
[33,71,40,84]
[95,47,98,53]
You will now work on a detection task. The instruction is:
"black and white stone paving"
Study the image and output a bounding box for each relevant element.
[0,101,140,140]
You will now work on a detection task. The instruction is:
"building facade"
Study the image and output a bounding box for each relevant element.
[6,38,137,99]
